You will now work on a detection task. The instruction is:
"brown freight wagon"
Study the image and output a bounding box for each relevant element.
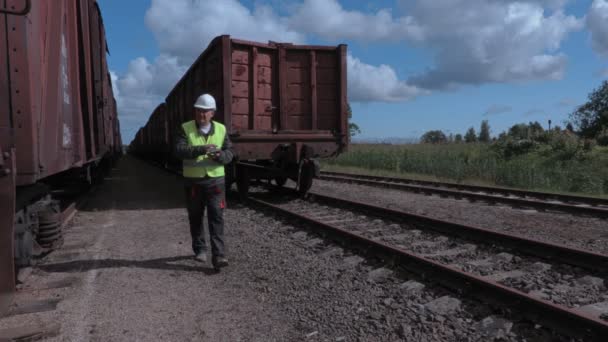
[0,0,121,315]
[144,35,348,194]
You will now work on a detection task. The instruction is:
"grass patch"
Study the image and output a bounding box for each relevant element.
[322,143,608,198]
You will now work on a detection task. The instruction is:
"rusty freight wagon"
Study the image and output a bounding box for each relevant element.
[131,35,348,195]
[0,0,121,315]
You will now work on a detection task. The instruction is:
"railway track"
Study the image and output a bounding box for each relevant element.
[320,171,608,218]
[250,189,608,340]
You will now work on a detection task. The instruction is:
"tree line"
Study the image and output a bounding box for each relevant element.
[420,81,608,146]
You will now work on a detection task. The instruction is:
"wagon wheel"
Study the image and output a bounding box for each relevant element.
[297,161,315,195]
[274,176,288,188]
[236,165,250,200]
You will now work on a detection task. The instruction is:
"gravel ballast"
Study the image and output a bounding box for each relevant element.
[312,179,608,255]
[0,157,585,341]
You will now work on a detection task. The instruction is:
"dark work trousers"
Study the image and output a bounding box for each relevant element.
[184,182,226,258]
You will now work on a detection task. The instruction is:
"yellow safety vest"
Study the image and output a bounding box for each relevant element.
[182,120,226,178]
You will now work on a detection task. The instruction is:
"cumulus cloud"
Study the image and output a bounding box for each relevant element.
[145,0,303,63]
[287,0,582,88]
[348,54,426,102]
[587,0,608,57]
[288,0,424,42]
[401,1,582,89]
[483,104,513,116]
[112,55,186,123]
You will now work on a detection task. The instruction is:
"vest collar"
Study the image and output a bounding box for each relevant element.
[195,121,215,136]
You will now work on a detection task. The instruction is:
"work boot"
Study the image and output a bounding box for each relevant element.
[194,253,207,263]
[212,256,229,268]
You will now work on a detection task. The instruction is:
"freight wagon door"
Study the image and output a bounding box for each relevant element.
[277,46,343,133]
[230,43,278,132]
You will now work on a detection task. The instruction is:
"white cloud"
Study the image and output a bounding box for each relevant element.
[347,54,426,102]
[483,104,513,116]
[588,0,608,57]
[145,0,303,63]
[402,0,582,89]
[109,71,119,100]
[286,0,582,88]
[111,54,187,138]
[288,0,424,42]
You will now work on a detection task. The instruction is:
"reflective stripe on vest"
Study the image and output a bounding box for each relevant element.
[182,120,226,178]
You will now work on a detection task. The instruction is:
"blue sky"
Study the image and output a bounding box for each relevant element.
[98,0,608,143]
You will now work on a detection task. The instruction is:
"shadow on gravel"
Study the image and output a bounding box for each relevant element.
[81,156,188,211]
[36,256,219,275]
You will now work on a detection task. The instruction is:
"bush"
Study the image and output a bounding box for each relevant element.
[597,128,608,146]
[492,138,539,158]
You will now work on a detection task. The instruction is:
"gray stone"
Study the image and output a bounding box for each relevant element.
[436,236,450,243]
[342,255,364,267]
[573,301,608,319]
[305,238,324,247]
[475,316,513,339]
[291,231,308,240]
[16,267,33,284]
[526,262,552,273]
[319,247,343,257]
[398,324,412,338]
[367,268,393,283]
[528,290,549,300]
[466,258,494,269]
[421,244,476,258]
[305,331,318,338]
[399,280,426,293]
[486,270,526,282]
[411,240,441,249]
[381,233,412,242]
[493,252,514,263]
[575,276,605,288]
[424,296,461,315]
[335,337,346,342]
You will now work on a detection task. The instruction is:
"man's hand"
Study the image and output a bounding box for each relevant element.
[200,144,218,155]
[207,149,222,161]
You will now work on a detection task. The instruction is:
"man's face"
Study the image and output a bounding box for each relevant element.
[195,108,214,125]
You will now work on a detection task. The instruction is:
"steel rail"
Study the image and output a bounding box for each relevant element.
[249,192,608,340]
[320,172,608,218]
[305,191,608,272]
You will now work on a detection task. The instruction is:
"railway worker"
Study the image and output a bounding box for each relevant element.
[174,93,234,269]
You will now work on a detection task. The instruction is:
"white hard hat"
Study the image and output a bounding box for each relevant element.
[194,94,216,110]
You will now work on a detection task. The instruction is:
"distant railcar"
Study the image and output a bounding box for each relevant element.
[130,35,348,194]
[0,0,121,314]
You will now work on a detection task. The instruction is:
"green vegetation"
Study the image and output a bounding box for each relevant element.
[324,142,608,196]
[333,82,608,196]
[569,80,608,140]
